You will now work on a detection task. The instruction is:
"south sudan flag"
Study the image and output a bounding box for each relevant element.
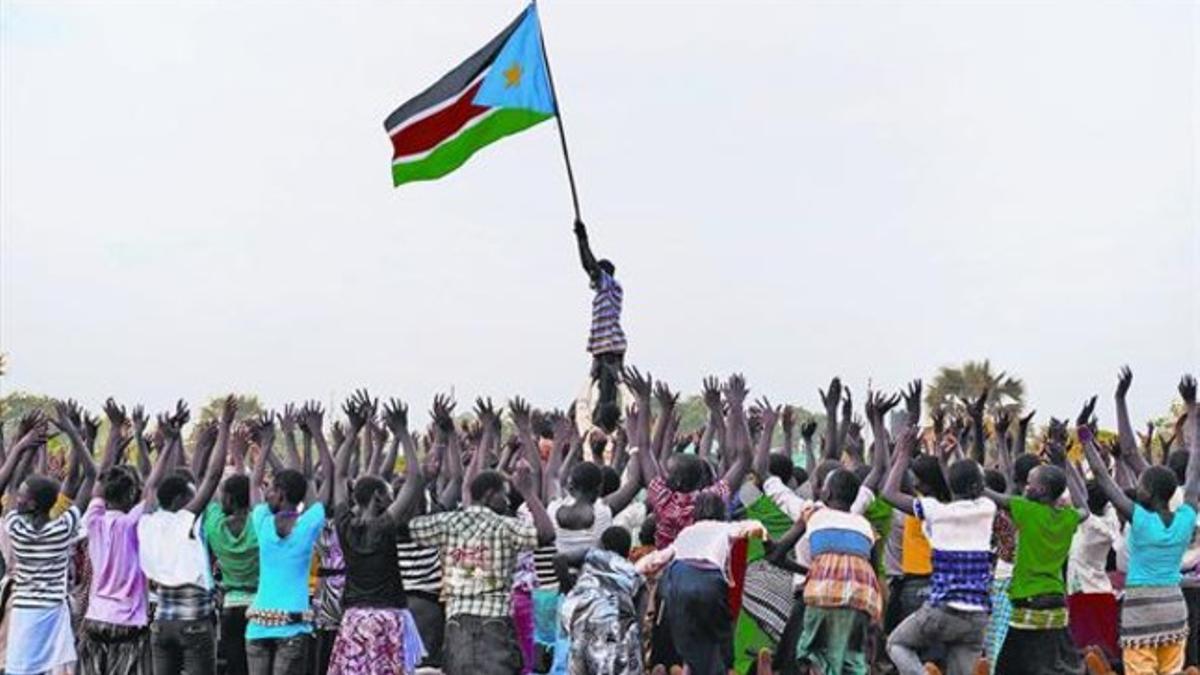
[385,4,556,187]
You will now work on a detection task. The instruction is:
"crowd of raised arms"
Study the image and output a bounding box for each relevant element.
[0,368,1197,675]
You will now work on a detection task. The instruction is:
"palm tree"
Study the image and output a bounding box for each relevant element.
[924,360,1025,418]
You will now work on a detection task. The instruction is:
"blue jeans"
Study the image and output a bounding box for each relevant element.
[245,634,309,675]
[150,617,216,675]
[444,615,522,675]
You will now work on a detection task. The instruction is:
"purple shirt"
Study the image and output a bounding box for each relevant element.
[84,498,148,626]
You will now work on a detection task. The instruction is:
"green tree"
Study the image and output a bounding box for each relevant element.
[924,360,1025,418]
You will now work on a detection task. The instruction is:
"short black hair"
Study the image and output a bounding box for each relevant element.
[912,455,952,502]
[100,466,138,505]
[983,469,1008,494]
[1141,465,1178,504]
[824,469,861,507]
[1013,454,1042,487]
[1031,465,1067,501]
[598,259,615,276]
[1086,480,1109,516]
[768,453,794,484]
[813,460,842,496]
[792,467,809,488]
[692,492,726,522]
[594,402,621,433]
[638,514,657,546]
[273,469,308,504]
[221,474,250,511]
[666,454,704,493]
[171,467,197,485]
[569,462,603,498]
[1168,450,1190,486]
[599,466,620,497]
[469,470,507,502]
[947,459,984,499]
[26,475,60,514]
[157,475,193,510]
[352,475,389,508]
[601,526,632,558]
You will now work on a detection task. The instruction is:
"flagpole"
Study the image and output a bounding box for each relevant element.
[534,2,582,223]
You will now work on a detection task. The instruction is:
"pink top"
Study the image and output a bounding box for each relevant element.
[84,499,148,626]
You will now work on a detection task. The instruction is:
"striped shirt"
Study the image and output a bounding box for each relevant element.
[4,505,82,609]
[395,539,442,595]
[587,271,627,355]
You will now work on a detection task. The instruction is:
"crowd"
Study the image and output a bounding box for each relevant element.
[0,366,1196,675]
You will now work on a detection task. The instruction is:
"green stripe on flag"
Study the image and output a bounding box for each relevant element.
[392,108,552,186]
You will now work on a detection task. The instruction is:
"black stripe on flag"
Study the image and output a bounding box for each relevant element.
[383,7,529,133]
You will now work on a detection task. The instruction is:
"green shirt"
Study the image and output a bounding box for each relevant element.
[744,493,795,562]
[202,501,260,606]
[1008,496,1082,601]
[863,497,895,578]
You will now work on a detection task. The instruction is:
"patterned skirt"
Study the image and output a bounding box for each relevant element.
[1120,585,1189,648]
[327,607,426,675]
[984,577,1012,675]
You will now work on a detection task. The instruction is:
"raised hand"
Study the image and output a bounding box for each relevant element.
[219,395,237,426]
[965,389,989,421]
[1045,417,1070,465]
[82,411,102,449]
[755,397,780,431]
[351,388,379,423]
[932,408,946,437]
[1116,366,1133,400]
[702,376,722,413]
[195,420,218,452]
[1019,409,1036,431]
[723,373,748,406]
[14,411,49,451]
[654,382,680,411]
[277,403,298,435]
[131,405,148,436]
[1076,396,1098,428]
[343,395,368,432]
[103,397,128,427]
[157,412,182,442]
[383,398,410,436]
[298,401,325,436]
[866,391,901,425]
[250,412,275,446]
[622,366,653,401]
[819,377,843,415]
[902,379,922,423]
[173,400,191,427]
[995,411,1012,438]
[430,394,456,434]
[1180,375,1198,406]
[800,420,818,443]
[841,388,853,423]
[473,397,498,434]
[781,405,796,434]
[508,396,532,431]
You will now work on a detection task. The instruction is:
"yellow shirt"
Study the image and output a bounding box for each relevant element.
[901,514,933,575]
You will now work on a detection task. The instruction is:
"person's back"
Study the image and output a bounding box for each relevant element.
[246,501,326,634]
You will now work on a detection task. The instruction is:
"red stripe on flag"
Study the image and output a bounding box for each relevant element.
[390,80,490,159]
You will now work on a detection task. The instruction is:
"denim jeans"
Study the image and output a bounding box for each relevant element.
[444,614,523,675]
[218,606,248,675]
[245,634,310,675]
[150,617,216,675]
[887,603,989,675]
[407,592,445,666]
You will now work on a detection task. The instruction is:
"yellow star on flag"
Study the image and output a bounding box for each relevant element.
[503,62,523,88]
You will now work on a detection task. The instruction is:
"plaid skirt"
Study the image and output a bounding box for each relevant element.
[327,607,426,675]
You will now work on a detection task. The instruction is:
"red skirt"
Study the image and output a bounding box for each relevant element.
[1067,592,1119,662]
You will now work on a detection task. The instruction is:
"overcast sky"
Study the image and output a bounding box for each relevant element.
[2,1,1197,427]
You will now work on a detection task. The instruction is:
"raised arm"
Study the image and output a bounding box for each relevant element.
[185,396,234,514]
[752,397,781,482]
[800,420,818,476]
[0,412,46,496]
[334,393,371,508]
[624,367,659,483]
[836,389,853,459]
[380,398,409,483]
[513,459,555,546]
[277,404,302,470]
[721,374,752,491]
[882,425,918,515]
[573,219,600,279]
[98,397,128,475]
[1053,414,1090,521]
[53,402,97,510]
[1113,366,1140,456]
[1080,426,1135,520]
[129,406,152,478]
[819,377,842,460]
[387,406,425,521]
[249,416,273,505]
[509,397,543,500]
[864,392,901,492]
[1179,375,1200,508]
[965,389,988,465]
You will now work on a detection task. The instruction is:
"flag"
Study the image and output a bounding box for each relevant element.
[384,4,556,187]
